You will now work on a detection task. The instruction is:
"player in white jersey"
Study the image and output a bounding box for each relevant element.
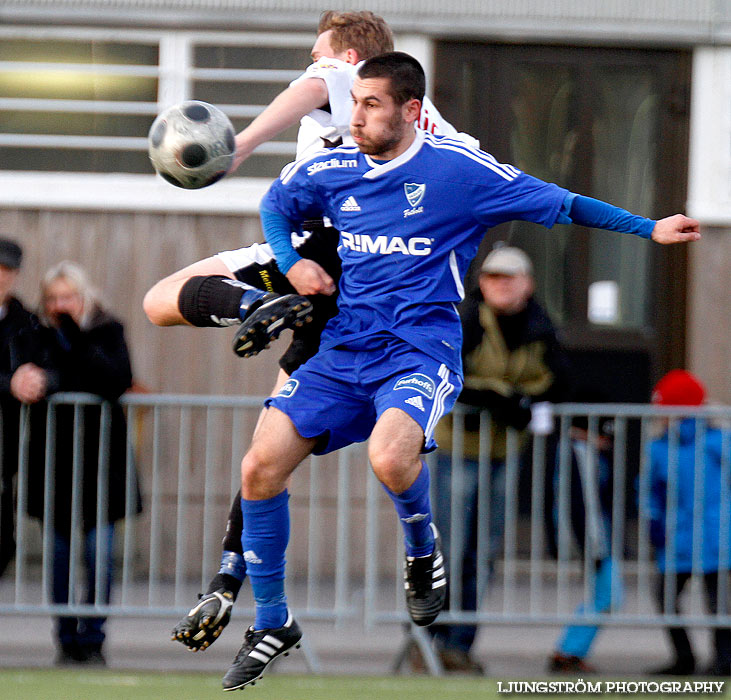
[144,11,470,356]
[218,52,700,691]
[144,11,393,345]
[143,11,479,664]
[290,52,476,162]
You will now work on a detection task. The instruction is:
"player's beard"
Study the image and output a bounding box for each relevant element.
[353,111,405,157]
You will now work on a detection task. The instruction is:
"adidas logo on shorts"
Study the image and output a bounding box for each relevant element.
[404,395,425,412]
[341,196,361,211]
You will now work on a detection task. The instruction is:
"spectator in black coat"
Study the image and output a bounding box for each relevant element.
[0,238,35,576]
[19,261,141,666]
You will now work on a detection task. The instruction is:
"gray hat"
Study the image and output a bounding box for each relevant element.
[0,239,22,269]
[480,246,532,276]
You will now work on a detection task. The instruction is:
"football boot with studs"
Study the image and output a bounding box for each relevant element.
[404,522,447,626]
[232,294,312,358]
[172,587,234,651]
[222,611,302,691]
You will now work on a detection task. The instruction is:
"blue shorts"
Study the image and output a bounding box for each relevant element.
[265,335,462,455]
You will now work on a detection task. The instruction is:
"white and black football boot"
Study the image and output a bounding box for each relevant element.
[232,293,312,358]
[172,586,235,651]
[222,611,302,691]
[403,522,447,626]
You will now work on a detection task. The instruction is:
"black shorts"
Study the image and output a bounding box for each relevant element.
[223,222,342,374]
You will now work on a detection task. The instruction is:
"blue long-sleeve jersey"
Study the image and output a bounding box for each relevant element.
[261,130,568,374]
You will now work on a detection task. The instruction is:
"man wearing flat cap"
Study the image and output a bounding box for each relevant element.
[0,238,38,575]
[425,244,571,673]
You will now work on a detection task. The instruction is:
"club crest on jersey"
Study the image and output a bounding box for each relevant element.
[403,183,425,218]
[277,379,299,398]
[394,373,435,399]
[404,183,425,207]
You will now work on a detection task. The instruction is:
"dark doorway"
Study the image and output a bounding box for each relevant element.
[434,42,692,400]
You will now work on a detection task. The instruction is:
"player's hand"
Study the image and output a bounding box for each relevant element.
[651,215,701,244]
[286,258,336,296]
[10,363,48,404]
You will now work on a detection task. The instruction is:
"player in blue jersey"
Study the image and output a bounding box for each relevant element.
[220,52,700,690]
[145,14,482,660]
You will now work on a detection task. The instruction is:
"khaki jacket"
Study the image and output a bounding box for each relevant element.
[435,299,562,460]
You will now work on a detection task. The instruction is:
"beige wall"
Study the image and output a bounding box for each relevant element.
[1,207,280,396]
[686,225,731,405]
[1,206,404,580]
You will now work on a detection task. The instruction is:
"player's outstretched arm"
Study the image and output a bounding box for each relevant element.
[558,194,701,246]
[651,214,701,245]
[143,257,234,326]
[231,79,329,172]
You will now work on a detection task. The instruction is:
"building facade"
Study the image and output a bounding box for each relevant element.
[0,0,729,403]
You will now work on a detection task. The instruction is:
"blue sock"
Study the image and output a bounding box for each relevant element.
[382,462,435,557]
[218,550,246,582]
[240,490,290,630]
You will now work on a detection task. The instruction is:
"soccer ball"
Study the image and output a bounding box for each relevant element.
[148,100,236,189]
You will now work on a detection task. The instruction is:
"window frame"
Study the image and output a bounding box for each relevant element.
[0,26,314,213]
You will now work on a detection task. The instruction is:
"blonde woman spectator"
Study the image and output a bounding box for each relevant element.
[18,261,141,666]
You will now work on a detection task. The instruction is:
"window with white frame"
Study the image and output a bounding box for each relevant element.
[0,27,312,180]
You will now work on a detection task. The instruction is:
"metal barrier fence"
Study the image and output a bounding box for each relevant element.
[1,393,730,671]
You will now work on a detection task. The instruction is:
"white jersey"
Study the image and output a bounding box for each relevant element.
[215,230,315,273]
[290,57,478,160]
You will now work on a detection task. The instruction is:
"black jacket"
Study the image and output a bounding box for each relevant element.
[0,297,37,479]
[21,309,141,533]
[0,297,37,571]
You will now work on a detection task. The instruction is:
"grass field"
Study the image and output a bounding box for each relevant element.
[1,670,495,700]
[3,670,729,700]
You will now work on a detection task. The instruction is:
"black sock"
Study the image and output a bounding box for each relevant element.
[178,275,264,327]
[205,572,243,600]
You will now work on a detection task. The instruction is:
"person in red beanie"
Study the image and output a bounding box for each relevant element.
[644,369,730,676]
[651,369,706,407]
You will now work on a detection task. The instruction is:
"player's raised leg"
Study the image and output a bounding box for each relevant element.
[143,255,312,344]
[222,407,315,691]
[368,407,447,626]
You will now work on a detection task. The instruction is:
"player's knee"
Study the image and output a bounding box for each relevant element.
[240,451,265,489]
[369,448,410,493]
[142,286,160,323]
[240,450,282,499]
[143,284,169,326]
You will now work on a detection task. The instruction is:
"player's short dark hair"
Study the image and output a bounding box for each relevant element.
[318,11,394,60]
[357,52,425,105]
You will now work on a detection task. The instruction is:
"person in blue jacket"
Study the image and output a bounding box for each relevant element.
[646,369,731,676]
[547,389,624,673]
